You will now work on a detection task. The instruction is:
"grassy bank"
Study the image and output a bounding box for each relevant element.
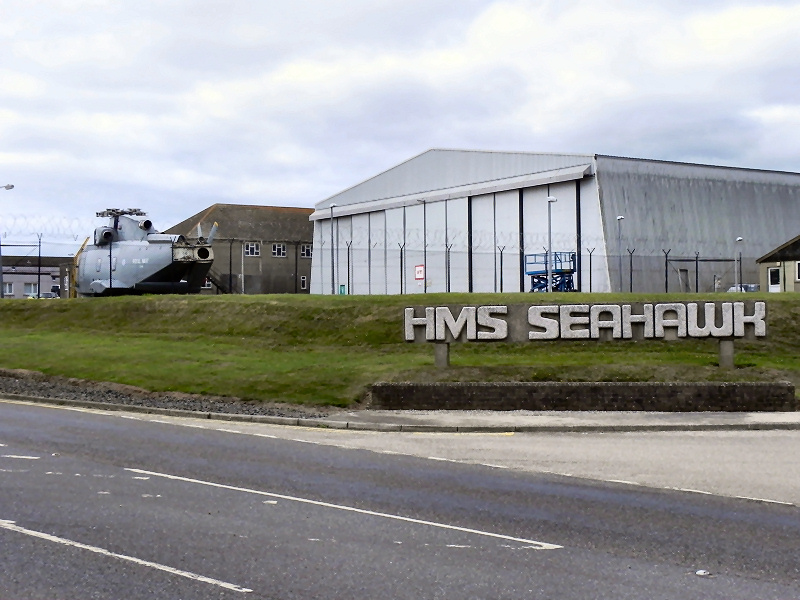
[0,293,798,406]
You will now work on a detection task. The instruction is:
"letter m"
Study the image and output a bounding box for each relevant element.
[436,307,477,341]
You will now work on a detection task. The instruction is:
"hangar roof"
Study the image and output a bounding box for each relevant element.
[316,148,595,212]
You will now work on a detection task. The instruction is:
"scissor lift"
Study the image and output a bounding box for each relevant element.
[525,252,577,292]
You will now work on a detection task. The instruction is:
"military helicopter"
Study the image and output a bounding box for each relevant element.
[73,208,216,296]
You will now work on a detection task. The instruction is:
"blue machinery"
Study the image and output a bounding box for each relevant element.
[525,252,577,292]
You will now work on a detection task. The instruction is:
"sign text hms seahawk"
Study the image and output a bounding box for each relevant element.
[404,302,767,343]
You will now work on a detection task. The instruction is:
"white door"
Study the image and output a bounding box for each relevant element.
[768,267,781,293]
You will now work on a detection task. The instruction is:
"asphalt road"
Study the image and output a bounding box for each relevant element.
[1,400,798,599]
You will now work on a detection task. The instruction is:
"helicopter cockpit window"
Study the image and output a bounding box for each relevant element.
[96,258,102,272]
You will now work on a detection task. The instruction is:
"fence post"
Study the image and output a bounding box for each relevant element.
[398,243,405,294]
[662,249,671,293]
[586,248,595,292]
[627,248,635,292]
[695,251,700,293]
[346,241,352,295]
[498,246,505,293]
[445,243,452,293]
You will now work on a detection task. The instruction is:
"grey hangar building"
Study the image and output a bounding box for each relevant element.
[309,149,800,295]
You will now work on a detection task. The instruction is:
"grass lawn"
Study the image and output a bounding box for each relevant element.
[0,292,798,406]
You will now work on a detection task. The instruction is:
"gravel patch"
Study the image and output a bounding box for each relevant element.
[0,369,339,419]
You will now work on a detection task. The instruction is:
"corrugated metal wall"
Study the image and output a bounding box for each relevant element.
[596,156,800,292]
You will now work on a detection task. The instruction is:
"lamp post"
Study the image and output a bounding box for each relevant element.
[329,203,337,295]
[616,215,625,292]
[0,184,13,299]
[735,236,743,290]
[546,196,557,292]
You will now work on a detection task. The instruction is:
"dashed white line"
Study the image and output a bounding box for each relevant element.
[126,467,563,550]
[1,455,40,460]
[673,488,713,495]
[0,519,252,593]
[733,495,794,506]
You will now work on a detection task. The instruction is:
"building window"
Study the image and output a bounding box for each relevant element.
[300,244,313,259]
[300,275,307,290]
[2,282,12,296]
[244,242,260,257]
[272,243,287,258]
[24,282,38,297]
[796,261,800,281]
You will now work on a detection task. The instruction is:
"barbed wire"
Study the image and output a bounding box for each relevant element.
[0,215,96,240]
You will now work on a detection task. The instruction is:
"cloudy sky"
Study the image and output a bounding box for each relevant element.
[2,0,800,254]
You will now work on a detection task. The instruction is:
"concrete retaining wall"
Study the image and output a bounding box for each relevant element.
[370,382,797,412]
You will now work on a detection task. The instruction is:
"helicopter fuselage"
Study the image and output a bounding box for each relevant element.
[74,211,213,296]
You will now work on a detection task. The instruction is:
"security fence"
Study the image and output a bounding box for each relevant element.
[315,246,759,295]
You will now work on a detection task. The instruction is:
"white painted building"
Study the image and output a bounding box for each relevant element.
[310,149,800,295]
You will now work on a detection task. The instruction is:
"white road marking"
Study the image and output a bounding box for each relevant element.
[0,443,6,447]
[1,455,40,460]
[427,457,458,462]
[98,491,110,495]
[0,469,28,473]
[263,500,278,505]
[216,428,242,434]
[446,544,471,548]
[607,479,640,486]
[126,467,563,550]
[734,495,794,506]
[480,464,509,469]
[0,519,252,593]
[673,488,713,495]
[132,476,150,480]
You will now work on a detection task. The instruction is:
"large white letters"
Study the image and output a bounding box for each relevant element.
[405,302,767,342]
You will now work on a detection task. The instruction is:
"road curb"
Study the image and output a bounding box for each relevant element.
[3,393,800,433]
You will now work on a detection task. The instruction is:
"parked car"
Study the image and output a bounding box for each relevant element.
[726,283,760,292]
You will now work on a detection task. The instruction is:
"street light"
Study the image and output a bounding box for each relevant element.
[0,184,13,298]
[546,196,557,292]
[616,216,625,292]
[329,203,337,295]
[735,236,743,290]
